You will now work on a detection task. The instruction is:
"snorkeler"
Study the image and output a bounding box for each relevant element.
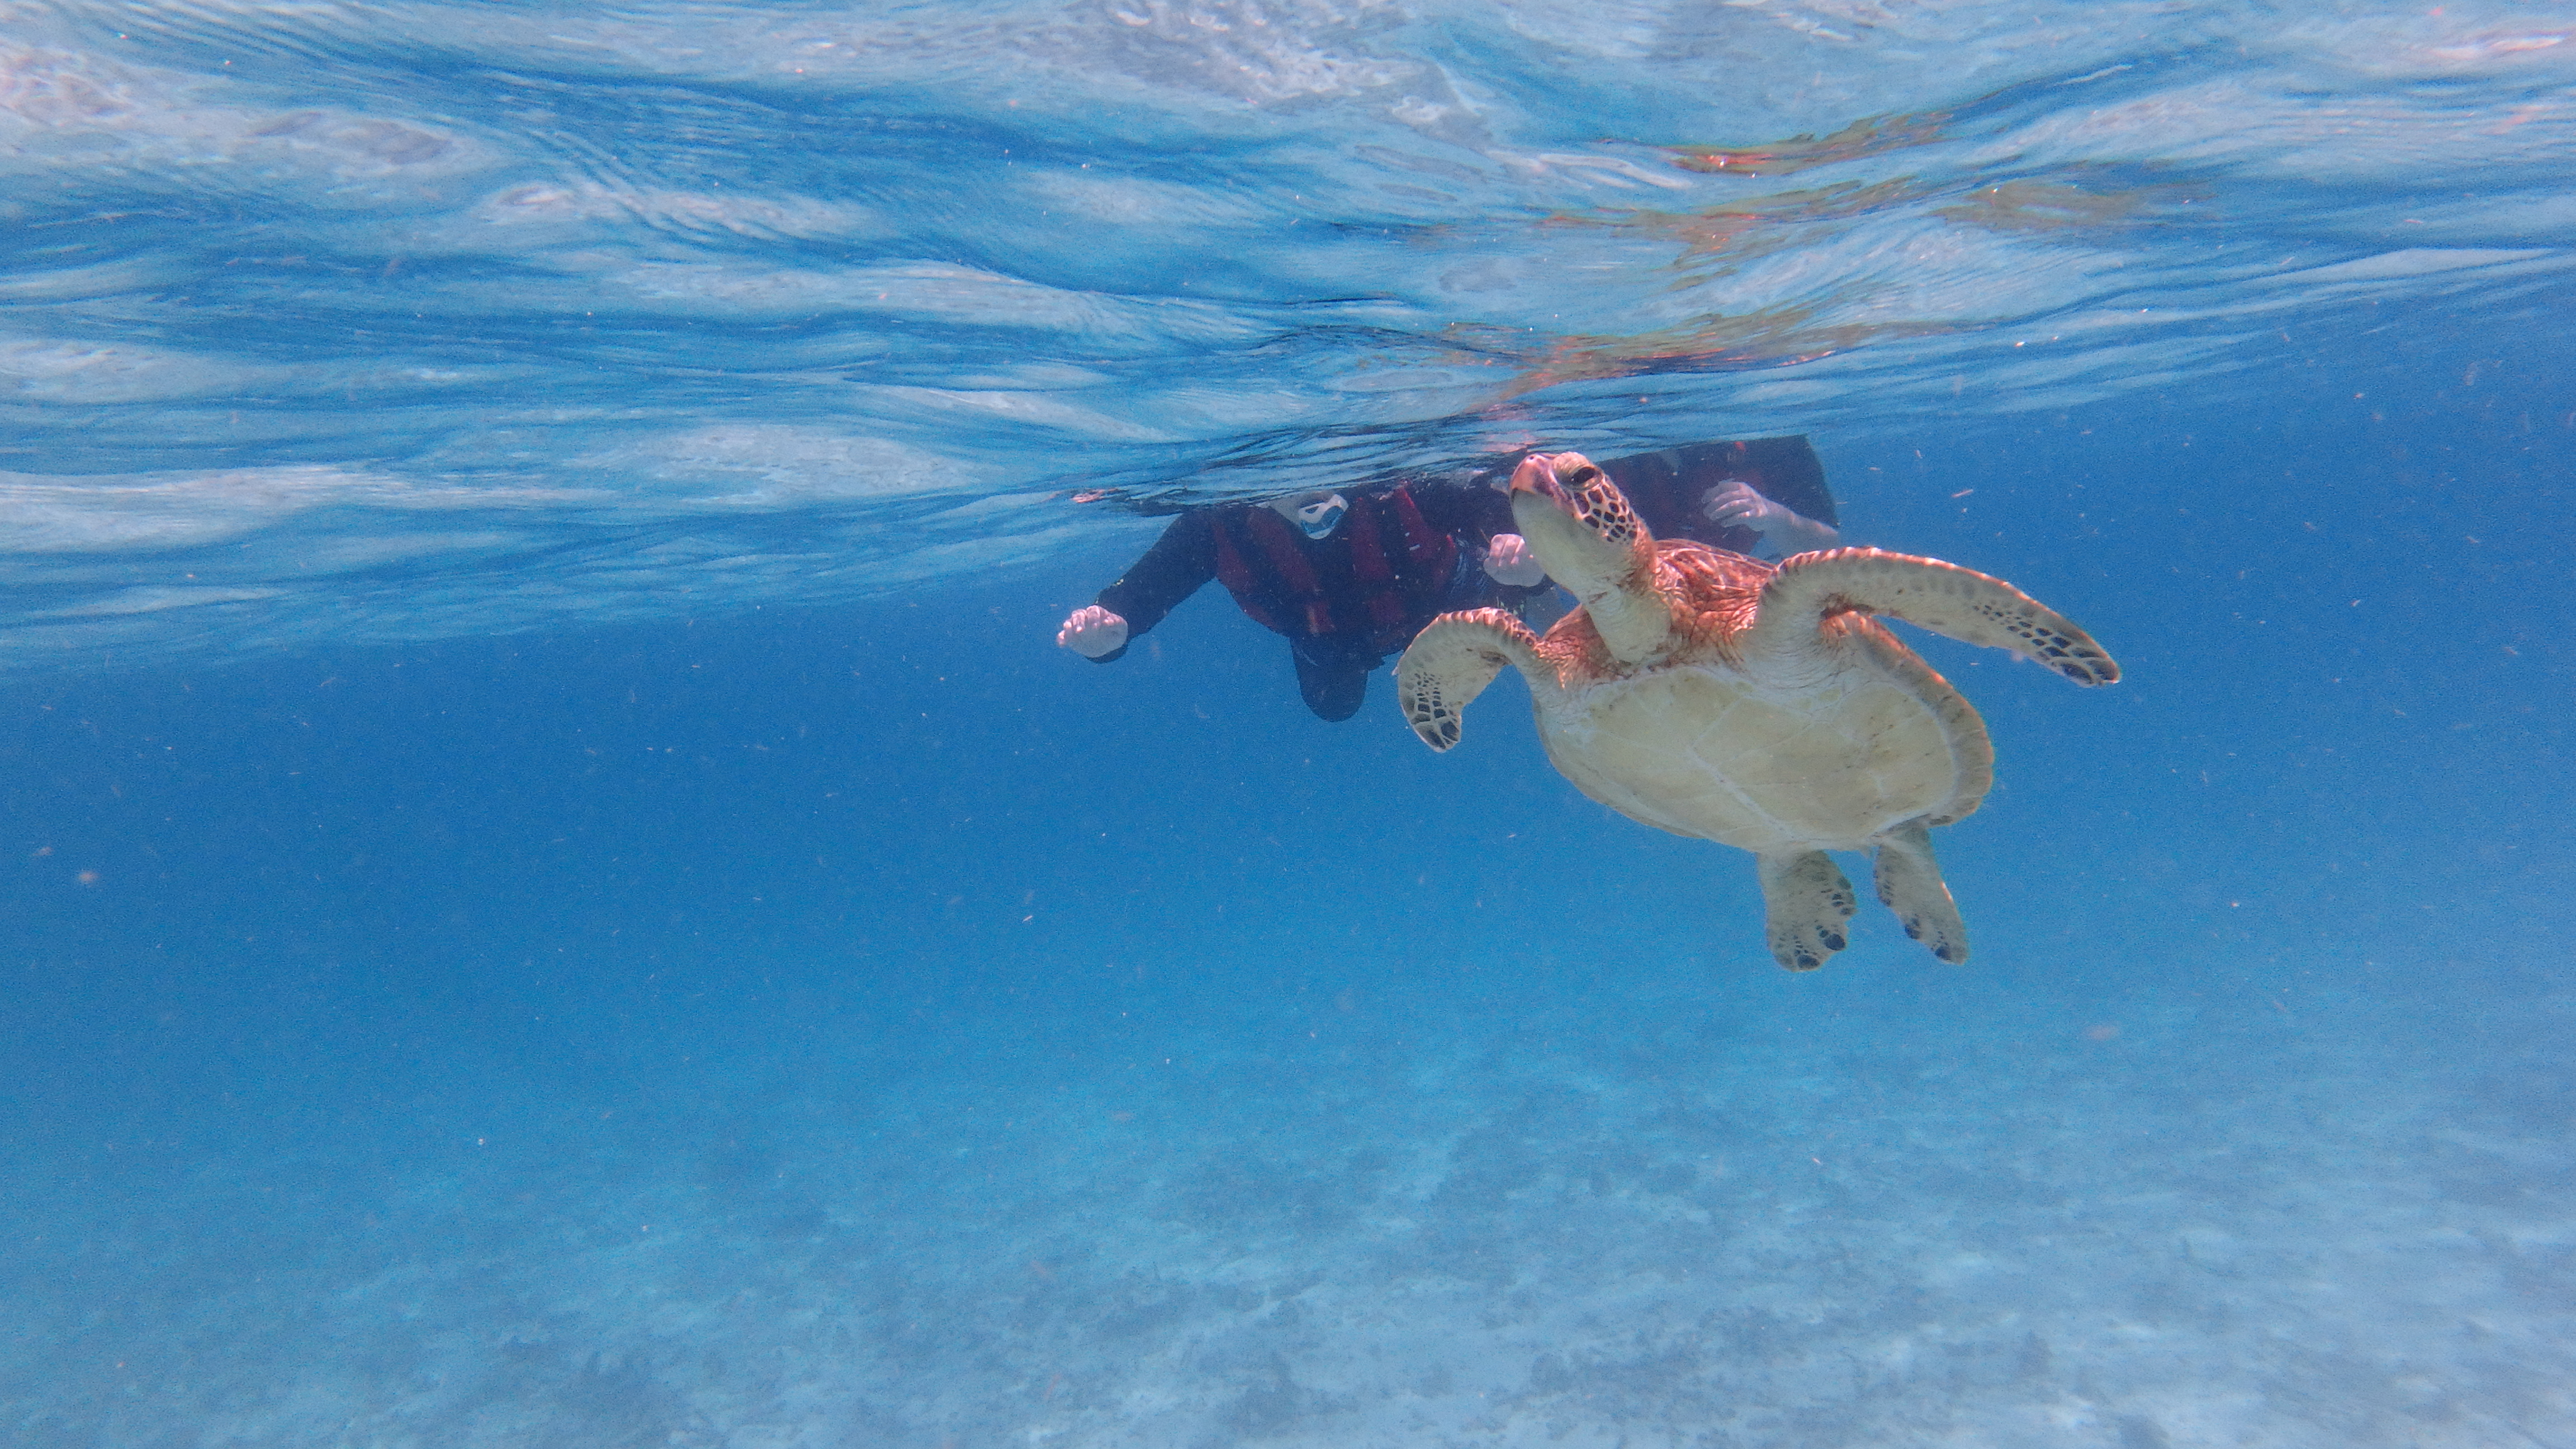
[1055,438,1837,721]
[1055,481,1545,721]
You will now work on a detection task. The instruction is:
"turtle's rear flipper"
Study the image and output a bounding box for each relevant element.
[1751,548,2119,687]
[1395,609,1542,751]
[1874,818,1968,964]
[1755,849,1858,971]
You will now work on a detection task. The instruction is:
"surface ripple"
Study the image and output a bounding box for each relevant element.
[0,0,2568,663]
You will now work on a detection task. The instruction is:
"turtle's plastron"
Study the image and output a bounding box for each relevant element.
[1396,452,2120,972]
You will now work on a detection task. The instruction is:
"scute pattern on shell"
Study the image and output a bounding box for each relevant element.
[1542,540,1770,685]
[1658,541,1767,658]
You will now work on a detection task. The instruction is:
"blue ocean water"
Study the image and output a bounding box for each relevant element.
[4,2,2573,1445]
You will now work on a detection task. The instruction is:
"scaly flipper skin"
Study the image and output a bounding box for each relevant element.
[1872,818,1968,963]
[1756,849,1859,970]
[1749,548,2120,686]
[1397,608,1545,751]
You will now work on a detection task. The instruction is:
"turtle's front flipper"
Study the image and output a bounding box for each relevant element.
[1755,849,1858,971]
[1873,819,1968,964]
[1750,548,2119,686]
[1396,609,1544,751]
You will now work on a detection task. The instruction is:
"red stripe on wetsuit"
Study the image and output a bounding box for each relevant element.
[1208,487,1456,643]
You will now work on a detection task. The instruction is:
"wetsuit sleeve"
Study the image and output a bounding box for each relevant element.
[1086,512,1219,663]
[1410,480,1517,546]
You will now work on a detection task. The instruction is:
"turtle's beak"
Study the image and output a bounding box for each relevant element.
[1506,452,1574,511]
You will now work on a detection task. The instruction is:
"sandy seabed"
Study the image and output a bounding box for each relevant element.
[8,951,2571,1449]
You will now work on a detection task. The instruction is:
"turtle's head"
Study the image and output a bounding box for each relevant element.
[1507,451,1654,607]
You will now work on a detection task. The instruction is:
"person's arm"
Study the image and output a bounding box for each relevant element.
[1731,436,1838,532]
[1057,512,1218,662]
[1666,436,1839,557]
[1701,481,1840,556]
[1737,435,1839,553]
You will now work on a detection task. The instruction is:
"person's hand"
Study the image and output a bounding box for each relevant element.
[1701,479,1786,532]
[1702,479,1840,555]
[1055,605,1129,659]
[1481,532,1546,587]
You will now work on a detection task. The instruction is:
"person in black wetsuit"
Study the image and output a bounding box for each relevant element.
[1054,481,1545,721]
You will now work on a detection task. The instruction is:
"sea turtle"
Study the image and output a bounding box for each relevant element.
[1397,451,2119,970]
